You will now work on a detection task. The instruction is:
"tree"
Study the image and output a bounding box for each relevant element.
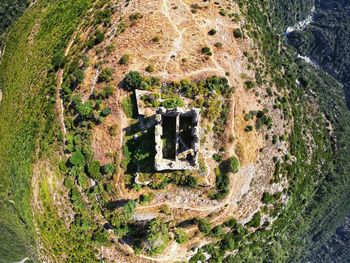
[70,150,85,167]
[95,29,105,44]
[175,229,188,244]
[161,97,184,108]
[100,107,111,117]
[198,218,212,234]
[201,46,212,56]
[228,156,240,173]
[146,219,170,255]
[262,192,275,204]
[102,164,115,175]
[98,68,113,82]
[88,160,101,179]
[233,28,243,38]
[208,29,217,35]
[247,212,261,228]
[119,54,130,65]
[123,71,143,90]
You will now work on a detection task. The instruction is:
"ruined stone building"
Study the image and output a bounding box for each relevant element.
[154,107,200,171]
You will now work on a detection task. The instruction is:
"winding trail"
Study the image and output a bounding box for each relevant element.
[55,36,76,144]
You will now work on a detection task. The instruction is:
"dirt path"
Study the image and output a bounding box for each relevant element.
[55,36,76,144]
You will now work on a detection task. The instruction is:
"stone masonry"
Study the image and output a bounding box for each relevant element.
[154,107,200,171]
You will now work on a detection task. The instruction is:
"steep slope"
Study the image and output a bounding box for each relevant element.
[0,0,93,261]
[288,0,350,108]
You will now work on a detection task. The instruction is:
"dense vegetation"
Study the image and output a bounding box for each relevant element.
[0,0,93,261]
[0,0,27,46]
[287,0,350,108]
[189,0,350,261]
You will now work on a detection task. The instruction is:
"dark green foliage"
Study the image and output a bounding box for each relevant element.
[208,29,217,35]
[141,93,160,108]
[145,64,155,73]
[70,150,85,167]
[87,160,101,179]
[220,156,240,174]
[210,225,224,238]
[129,12,142,21]
[98,68,113,82]
[52,49,67,70]
[139,193,153,205]
[245,125,253,132]
[0,0,27,46]
[161,96,184,108]
[94,84,114,99]
[212,153,223,162]
[246,211,261,228]
[198,218,212,234]
[244,80,254,89]
[172,172,198,188]
[95,29,105,44]
[201,46,212,56]
[119,54,130,65]
[174,229,188,244]
[100,107,111,117]
[123,71,143,90]
[262,192,275,204]
[94,9,112,25]
[92,228,109,245]
[233,28,243,38]
[87,29,105,48]
[145,219,170,255]
[102,164,115,175]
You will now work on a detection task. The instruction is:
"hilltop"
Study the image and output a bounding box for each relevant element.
[1,0,350,262]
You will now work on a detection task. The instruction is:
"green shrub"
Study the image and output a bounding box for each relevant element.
[262,192,275,204]
[175,229,188,244]
[87,160,101,179]
[146,219,170,255]
[145,65,155,73]
[94,9,112,25]
[76,100,93,119]
[102,164,115,175]
[129,12,143,21]
[245,125,253,132]
[152,36,160,43]
[214,42,223,48]
[208,29,217,35]
[123,71,143,90]
[228,157,240,173]
[233,28,243,38]
[141,93,160,107]
[219,8,227,16]
[121,95,135,118]
[246,211,261,228]
[198,219,212,234]
[161,97,184,108]
[92,229,109,245]
[244,80,254,89]
[119,54,130,65]
[213,153,223,162]
[100,107,111,117]
[70,150,85,167]
[98,68,113,82]
[139,193,154,205]
[201,46,212,56]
